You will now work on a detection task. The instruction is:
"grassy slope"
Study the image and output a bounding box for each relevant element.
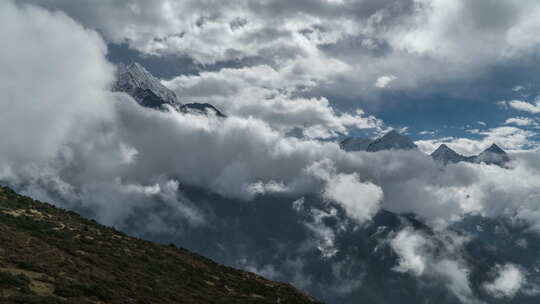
[0,187,322,304]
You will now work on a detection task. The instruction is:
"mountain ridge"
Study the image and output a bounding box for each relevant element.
[341,131,510,166]
[366,130,418,152]
[113,62,180,108]
[113,62,225,117]
[431,144,468,164]
[0,186,321,304]
[340,130,417,152]
[430,143,510,166]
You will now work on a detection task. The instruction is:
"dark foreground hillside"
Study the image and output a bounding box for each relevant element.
[0,187,321,304]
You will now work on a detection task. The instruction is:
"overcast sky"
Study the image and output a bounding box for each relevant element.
[3,1,540,303]
[17,0,540,154]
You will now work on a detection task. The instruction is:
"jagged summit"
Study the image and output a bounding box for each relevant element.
[366,130,417,152]
[340,131,511,167]
[431,143,510,167]
[113,62,180,108]
[430,144,466,164]
[431,144,453,155]
[476,143,510,166]
[436,144,450,150]
[113,62,226,117]
[484,143,506,154]
[339,130,417,153]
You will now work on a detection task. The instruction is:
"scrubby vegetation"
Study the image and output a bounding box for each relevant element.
[0,187,321,303]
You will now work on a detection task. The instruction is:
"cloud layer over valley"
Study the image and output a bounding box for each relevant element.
[3,1,540,303]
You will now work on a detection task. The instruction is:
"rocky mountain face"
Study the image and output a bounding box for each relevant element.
[341,132,510,167]
[340,137,372,152]
[431,143,510,166]
[340,130,417,152]
[431,144,468,164]
[113,62,180,109]
[0,187,321,304]
[113,62,225,117]
[181,103,226,118]
[474,144,511,166]
[366,130,418,152]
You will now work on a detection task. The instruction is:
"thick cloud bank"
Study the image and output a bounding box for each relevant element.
[17,0,540,103]
[0,1,115,164]
[3,1,540,303]
[0,1,385,230]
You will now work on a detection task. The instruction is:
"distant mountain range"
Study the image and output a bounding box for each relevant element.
[113,62,225,117]
[114,65,509,168]
[341,131,510,166]
[340,130,417,152]
[431,143,510,166]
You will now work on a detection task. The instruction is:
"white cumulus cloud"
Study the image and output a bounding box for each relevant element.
[484,264,526,298]
[375,75,397,88]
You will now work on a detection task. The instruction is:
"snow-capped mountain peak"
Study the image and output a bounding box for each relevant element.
[366,130,417,152]
[339,131,417,153]
[113,62,227,117]
[430,143,510,167]
[483,143,506,154]
[475,143,510,166]
[430,144,467,164]
[113,62,180,108]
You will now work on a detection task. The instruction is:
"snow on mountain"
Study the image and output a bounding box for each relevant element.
[113,62,226,117]
[339,131,417,153]
[341,132,510,167]
[473,144,510,166]
[430,143,510,167]
[430,144,468,164]
[113,62,180,108]
[366,130,418,152]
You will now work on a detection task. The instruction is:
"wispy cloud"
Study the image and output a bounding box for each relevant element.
[503,99,540,114]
